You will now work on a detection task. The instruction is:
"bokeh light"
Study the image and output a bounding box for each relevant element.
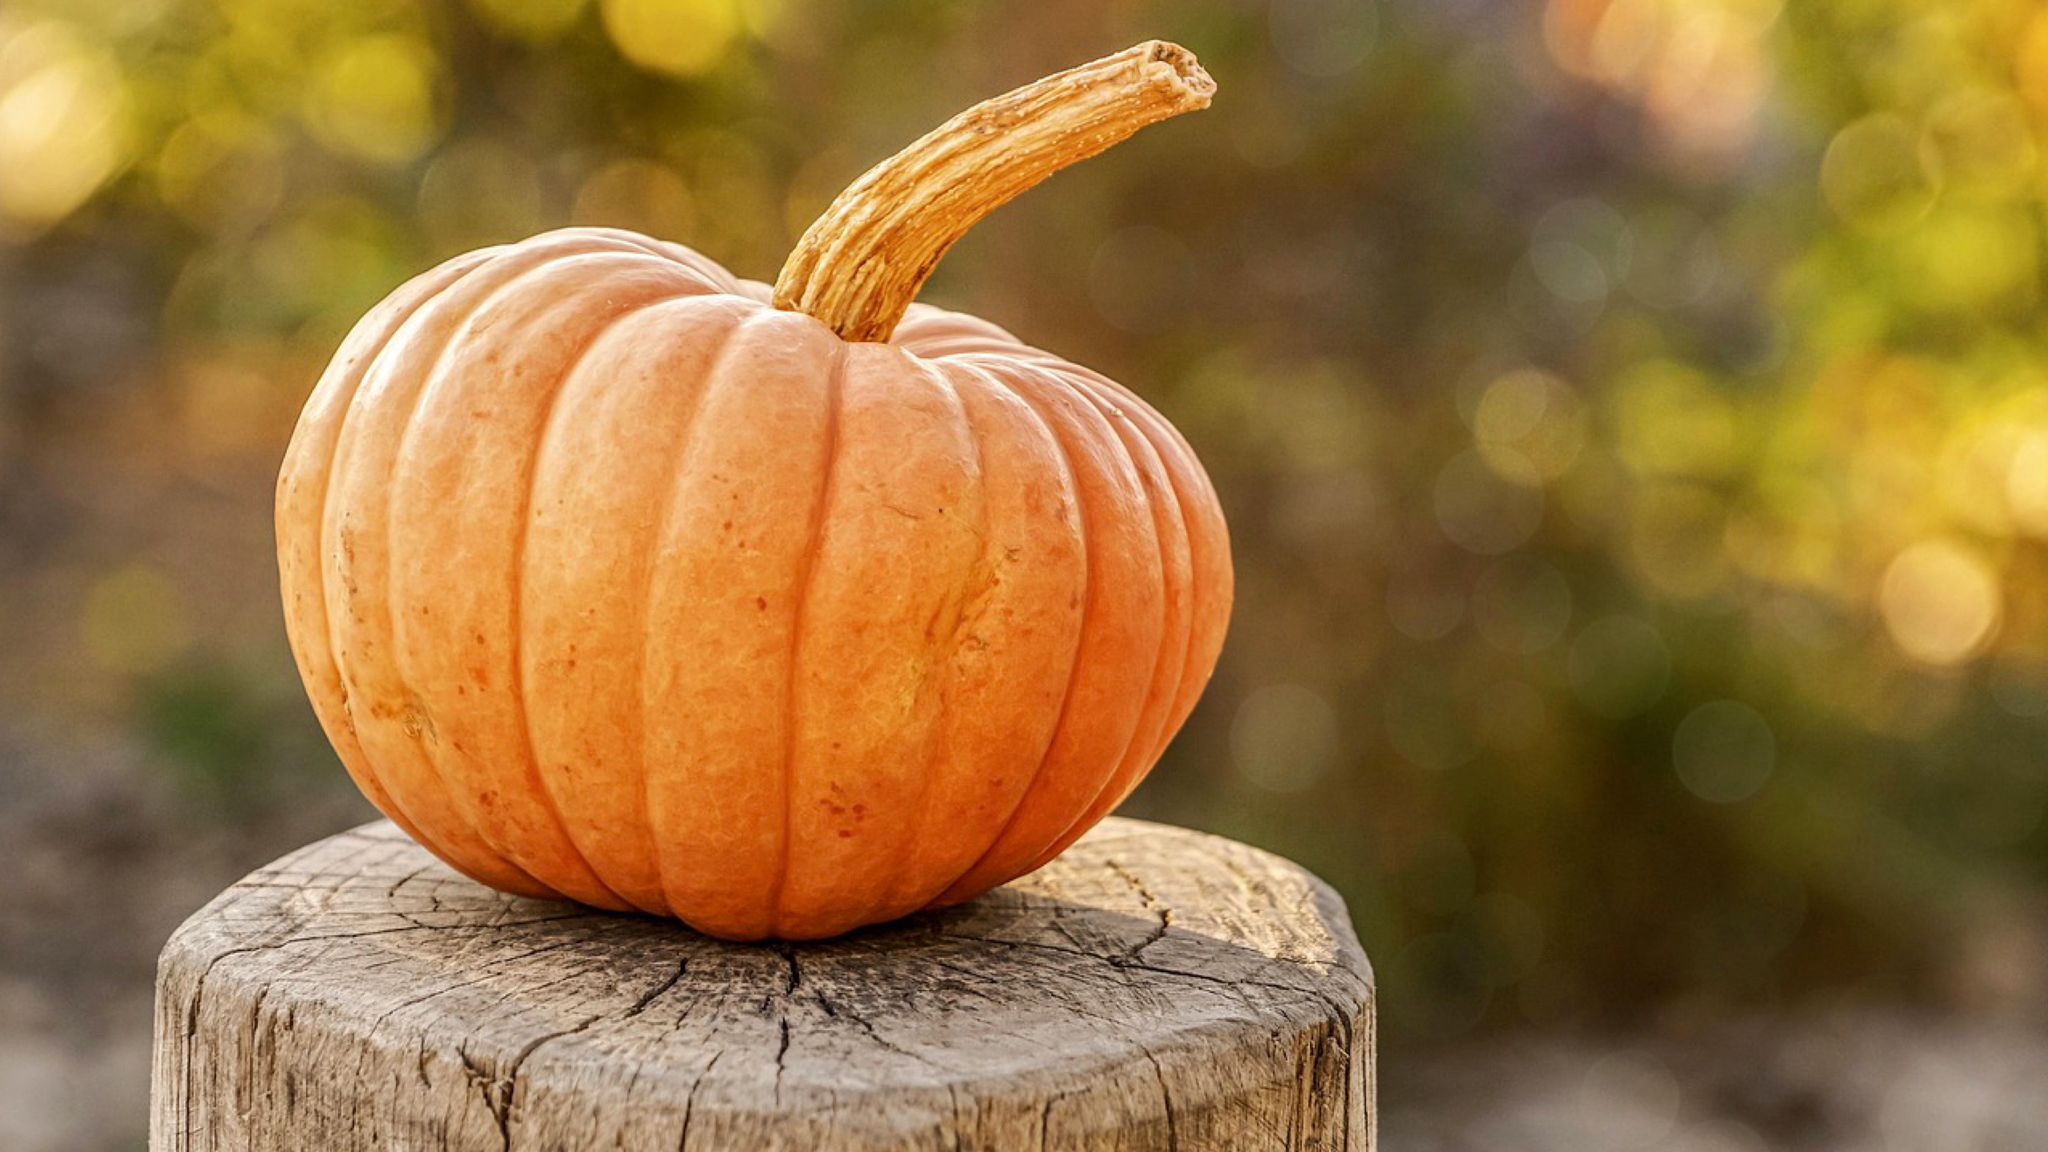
[1879,540,2002,666]
[303,35,443,166]
[1821,113,1937,229]
[0,18,129,234]
[1473,368,1588,485]
[573,157,697,240]
[1230,683,1341,794]
[1672,699,1775,804]
[601,0,741,78]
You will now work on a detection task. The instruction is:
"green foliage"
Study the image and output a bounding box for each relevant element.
[136,653,341,815]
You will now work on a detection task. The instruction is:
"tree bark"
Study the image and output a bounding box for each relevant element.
[153,817,1373,1150]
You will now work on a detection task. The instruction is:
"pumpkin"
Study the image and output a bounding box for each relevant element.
[276,41,1230,940]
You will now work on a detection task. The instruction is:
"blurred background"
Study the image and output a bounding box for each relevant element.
[4,0,2048,1147]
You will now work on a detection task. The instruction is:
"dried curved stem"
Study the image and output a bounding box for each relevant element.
[773,41,1215,343]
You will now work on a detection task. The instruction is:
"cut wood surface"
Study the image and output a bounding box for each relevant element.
[152,817,1373,1151]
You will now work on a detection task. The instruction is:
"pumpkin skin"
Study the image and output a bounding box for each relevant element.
[277,227,1232,940]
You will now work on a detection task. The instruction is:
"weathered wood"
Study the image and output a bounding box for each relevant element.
[152,817,1373,1151]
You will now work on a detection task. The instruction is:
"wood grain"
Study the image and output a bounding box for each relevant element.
[152,817,1373,1150]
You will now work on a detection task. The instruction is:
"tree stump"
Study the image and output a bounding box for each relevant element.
[152,817,1373,1150]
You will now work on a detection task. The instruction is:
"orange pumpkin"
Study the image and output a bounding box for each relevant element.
[276,42,1230,939]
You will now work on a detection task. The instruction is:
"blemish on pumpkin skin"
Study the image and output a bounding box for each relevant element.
[398,693,436,744]
[836,830,855,839]
[756,597,768,612]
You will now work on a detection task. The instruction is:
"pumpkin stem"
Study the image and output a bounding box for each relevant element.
[772,41,1215,343]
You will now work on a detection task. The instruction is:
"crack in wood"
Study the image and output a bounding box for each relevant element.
[1138,1045,1179,1149]
[773,1018,792,1107]
[488,1011,605,1151]
[674,1050,720,1152]
[1100,858,1175,963]
[624,957,689,1018]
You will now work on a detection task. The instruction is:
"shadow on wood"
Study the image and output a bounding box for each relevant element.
[152,817,1374,1150]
